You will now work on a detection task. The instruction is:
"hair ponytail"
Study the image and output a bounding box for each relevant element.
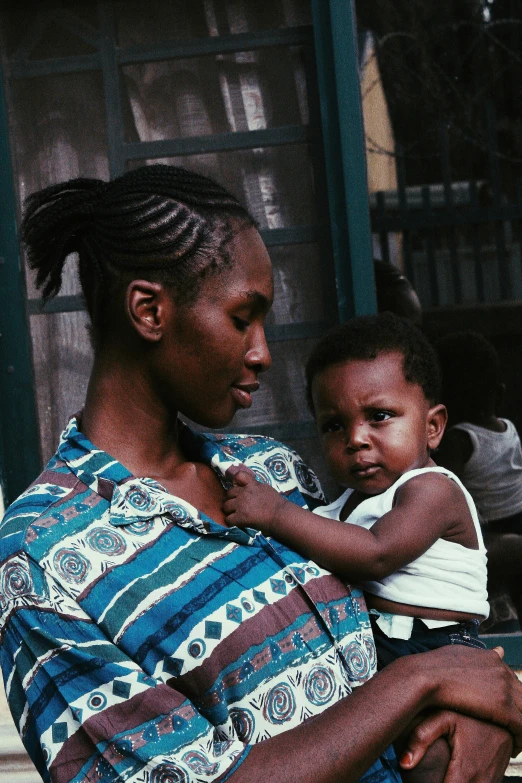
[22,179,104,299]
[21,165,255,342]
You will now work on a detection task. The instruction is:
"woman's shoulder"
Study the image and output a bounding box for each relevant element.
[0,461,79,558]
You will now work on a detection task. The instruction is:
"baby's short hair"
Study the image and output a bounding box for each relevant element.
[305,312,441,410]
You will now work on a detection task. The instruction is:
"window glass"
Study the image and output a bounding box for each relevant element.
[0,0,329,482]
[128,146,316,229]
[115,0,312,46]
[121,46,309,142]
[30,311,93,464]
[2,2,98,60]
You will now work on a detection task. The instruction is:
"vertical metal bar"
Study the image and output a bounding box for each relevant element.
[439,123,462,303]
[487,101,510,300]
[396,144,414,284]
[304,44,340,325]
[310,0,376,321]
[468,179,485,302]
[98,1,125,177]
[0,63,41,505]
[376,191,390,265]
[516,179,522,282]
[421,185,439,307]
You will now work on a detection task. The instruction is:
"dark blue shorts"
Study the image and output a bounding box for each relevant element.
[370,616,486,670]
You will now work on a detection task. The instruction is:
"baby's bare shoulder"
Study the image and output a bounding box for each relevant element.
[397,471,468,510]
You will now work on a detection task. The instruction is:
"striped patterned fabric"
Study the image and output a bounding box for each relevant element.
[0,417,399,783]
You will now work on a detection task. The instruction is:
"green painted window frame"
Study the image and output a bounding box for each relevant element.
[483,633,522,667]
[0,68,40,505]
[8,2,519,668]
[0,0,375,506]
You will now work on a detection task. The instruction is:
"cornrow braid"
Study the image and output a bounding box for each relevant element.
[21,164,255,341]
[22,178,104,299]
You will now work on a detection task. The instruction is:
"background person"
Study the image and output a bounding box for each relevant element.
[0,165,519,783]
[374,259,422,324]
[436,330,522,628]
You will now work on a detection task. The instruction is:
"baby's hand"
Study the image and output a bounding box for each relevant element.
[223,465,287,535]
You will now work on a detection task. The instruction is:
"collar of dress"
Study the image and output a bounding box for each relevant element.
[54,415,255,541]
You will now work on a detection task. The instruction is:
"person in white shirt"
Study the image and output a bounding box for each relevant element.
[436,330,522,627]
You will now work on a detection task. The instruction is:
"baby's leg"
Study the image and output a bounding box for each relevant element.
[370,617,479,783]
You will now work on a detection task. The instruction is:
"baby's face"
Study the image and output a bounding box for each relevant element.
[311,351,444,495]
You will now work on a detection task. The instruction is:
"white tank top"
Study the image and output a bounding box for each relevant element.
[451,420,522,522]
[314,467,489,619]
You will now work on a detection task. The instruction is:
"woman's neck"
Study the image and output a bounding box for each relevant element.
[82,352,186,477]
[82,352,229,523]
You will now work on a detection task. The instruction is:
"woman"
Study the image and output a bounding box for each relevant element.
[0,164,520,783]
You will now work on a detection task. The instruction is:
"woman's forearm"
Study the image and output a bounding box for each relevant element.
[229,655,429,783]
[229,646,522,783]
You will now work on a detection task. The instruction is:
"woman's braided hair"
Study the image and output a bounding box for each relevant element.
[21,164,255,340]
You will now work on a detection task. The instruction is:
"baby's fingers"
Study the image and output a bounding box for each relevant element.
[222,497,238,516]
[225,464,257,487]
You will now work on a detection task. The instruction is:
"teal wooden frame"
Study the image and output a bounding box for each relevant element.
[311,0,376,321]
[0,62,40,505]
[483,633,522,668]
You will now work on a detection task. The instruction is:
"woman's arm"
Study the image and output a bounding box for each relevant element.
[223,466,467,581]
[229,645,521,783]
[235,715,514,783]
[4,543,520,783]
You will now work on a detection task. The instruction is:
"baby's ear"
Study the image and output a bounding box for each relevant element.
[427,404,448,450]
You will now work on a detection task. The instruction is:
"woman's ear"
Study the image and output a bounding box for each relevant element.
[427,403,448,451]
[125,279,167,342]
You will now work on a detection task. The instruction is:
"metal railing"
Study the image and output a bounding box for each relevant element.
[371,106,522,310]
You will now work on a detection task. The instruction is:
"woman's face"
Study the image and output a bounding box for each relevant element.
[154,226,274,428]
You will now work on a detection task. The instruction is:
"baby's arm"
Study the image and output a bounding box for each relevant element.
[223,465,470,581]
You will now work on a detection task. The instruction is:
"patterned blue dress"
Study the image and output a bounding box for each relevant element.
[0,417,400,783]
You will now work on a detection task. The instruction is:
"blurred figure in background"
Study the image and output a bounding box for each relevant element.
[374,259,422,324]
[435,331,522,630]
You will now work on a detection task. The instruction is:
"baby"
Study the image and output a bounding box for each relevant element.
[223,313,489,783]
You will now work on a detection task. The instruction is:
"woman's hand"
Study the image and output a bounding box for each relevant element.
[401,711,513,782]
[223,464,288,535]
[229,643,521,783]
[393,645,522,754]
